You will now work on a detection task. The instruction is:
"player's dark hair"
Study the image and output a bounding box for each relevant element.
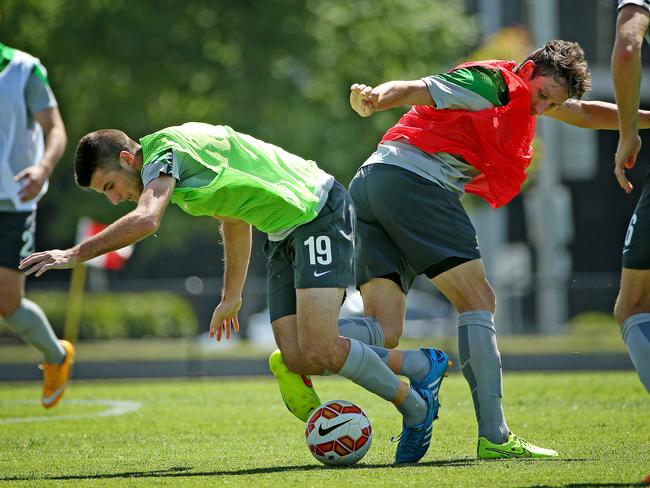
[520,40,591,99]
[74,130,138,187]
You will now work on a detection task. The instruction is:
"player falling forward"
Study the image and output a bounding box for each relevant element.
[20,123,449,463]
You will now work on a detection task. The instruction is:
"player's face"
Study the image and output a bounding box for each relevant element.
[89,164,144,205]
[519,61,569,115]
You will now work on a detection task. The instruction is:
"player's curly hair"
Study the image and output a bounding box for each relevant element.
[521,40,591,99]
[74,129,139,187]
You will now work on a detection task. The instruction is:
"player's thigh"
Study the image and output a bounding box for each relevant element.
[0,210,36,268]
[622,175,650,271]
[0,267,24,317]
[0,211,33,317]
[291,181,354,291]
[614,268,650,323]
[359,277,407,348]
[349,166,418,294]
[264,238,299,323]
[295,287,347,368]
[354,164,480,282]
[431,258,496,313]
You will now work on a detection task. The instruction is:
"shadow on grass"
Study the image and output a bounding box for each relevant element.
[0,458,599,481]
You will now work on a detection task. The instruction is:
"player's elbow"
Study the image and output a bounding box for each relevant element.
[136,213,161,235]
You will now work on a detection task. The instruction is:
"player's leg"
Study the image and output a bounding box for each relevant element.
[296,287,437,463]
[267,180,384,420]
[265,236,322,421]
[359,278,406,348]
[271,313,323,421]
[432,259,557,458]
[0,211,73,408]
[614,269,650,393]
[613,182,650,393]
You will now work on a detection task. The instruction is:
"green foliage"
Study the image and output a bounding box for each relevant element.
[0,0,476,276]
[21,291,198,339]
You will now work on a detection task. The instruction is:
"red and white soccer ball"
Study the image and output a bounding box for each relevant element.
[305,400,372,466]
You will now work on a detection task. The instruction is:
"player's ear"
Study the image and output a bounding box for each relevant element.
[119,150,136,168]
[519,60,535,79]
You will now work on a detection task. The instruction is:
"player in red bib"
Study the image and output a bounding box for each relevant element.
[348,40,650,458]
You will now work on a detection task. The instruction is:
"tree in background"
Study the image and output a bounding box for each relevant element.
[1,0,476,279]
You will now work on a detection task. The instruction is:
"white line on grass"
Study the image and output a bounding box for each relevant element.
[0,399,142,424]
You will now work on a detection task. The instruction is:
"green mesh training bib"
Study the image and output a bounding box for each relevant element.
[140,123,333,235]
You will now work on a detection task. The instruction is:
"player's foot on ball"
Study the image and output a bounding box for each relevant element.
[41,340,75,409]
[268,349,321,422]
[409,348,450,421]
[394,387,435,464]
[477,433,558,459]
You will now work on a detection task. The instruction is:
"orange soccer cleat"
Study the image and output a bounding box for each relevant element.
[40,340,75,409]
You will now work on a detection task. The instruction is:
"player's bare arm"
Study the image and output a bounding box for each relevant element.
[350,80,435,117]
[19,175,174,277]
[209,217,252,341]
[612,4,650,192]
[15,107,67,202]
[544,99,650,130]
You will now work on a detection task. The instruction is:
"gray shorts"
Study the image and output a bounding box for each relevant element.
[622,171,650,269]
[264,181,354,321]
[0,211,36,269]
[349,164,480,294]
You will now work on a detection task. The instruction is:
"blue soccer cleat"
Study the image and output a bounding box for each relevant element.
[394,387,435,464]
[410,348,450,421]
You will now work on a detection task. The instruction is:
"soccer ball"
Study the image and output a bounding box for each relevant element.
[305,400,372,466]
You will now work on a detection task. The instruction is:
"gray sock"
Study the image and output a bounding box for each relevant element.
[621,313,650,393]
[4,298,65,363]
[458,310,509,444]
[339,338,427,426]
[338,317,385,346]
[369,346,432,384]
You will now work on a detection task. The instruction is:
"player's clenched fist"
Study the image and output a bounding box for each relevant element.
[350,83,377,117]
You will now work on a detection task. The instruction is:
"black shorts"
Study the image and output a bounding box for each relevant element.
[622,171,650,269]
[0,211,37,269]
[349,164,480,294]
[264,181,354,322]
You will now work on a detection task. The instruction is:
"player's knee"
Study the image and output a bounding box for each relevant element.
[0,296,21,318]
[479,280,496,313]
[383,329,401,349]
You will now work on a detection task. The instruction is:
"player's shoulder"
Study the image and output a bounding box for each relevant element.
[443,65,508,106]
[618,0,650,13]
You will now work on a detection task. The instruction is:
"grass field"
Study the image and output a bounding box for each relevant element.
[1,372,648,487]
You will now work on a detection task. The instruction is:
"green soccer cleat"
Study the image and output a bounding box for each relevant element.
[268,349,321,422]
[477,433,559,459]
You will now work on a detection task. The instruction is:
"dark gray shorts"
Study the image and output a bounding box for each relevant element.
[264,181,354,321]
[349,164,480,294]
[622,171,650,269]
[0,211,37,269]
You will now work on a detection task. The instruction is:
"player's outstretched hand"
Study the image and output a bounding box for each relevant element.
[209,298,242,341]
[19,249,79,277]
[614,133,642,194]
[350,83,377,117]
